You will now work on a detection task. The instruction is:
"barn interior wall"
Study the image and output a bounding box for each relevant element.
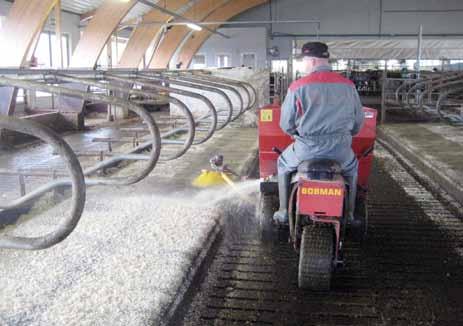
[0,0,81,52]
[192,27,268,69]
[220,0,463,62]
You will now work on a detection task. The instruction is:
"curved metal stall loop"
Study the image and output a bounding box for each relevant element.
[396,72,450,106]
[48,73,194,161]
[394,78,424,107]
[105,74,215,146]
[435,87,463,125]
[405,72,463,111]
[417,78,463,113]
[136,73,233,131]
[0,76,161,185]
[193,71,258,110]
[165,74,244,121]
[188,72,253,110]
[0,117,86,250]
[175,72,251,112]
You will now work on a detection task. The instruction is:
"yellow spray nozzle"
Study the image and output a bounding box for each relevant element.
[192,170,228,188]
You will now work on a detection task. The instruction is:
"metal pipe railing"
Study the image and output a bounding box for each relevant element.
[191,71,258,109]
[44,73,194,161]
[0,75,162,185]
[136,73,234,130]
[383,71,463,126]
[105,73,217,145]
[189,73,253,109]
[0,117,86,250]
[435,87,463,124]
[160,73,245,121]
[405,72,463,110]
[0,68,260,250]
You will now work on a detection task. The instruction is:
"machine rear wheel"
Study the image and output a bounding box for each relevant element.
[351,199,368,242]
[257,193,276,241]
[298,225,334,291]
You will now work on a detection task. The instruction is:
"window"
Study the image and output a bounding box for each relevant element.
[142,36,159,69]
[217,54,231,68]
[271,60,288,73]
[50,34,70,68]
[241,53,256,68]
[34,33,52,68]
[331,59,348,71]
[32,32,70,68]
[97,36,128,68]
[192,54,206,69]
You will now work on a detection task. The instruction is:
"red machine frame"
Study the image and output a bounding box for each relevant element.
[257,104,378,290]
[258,105,378,189]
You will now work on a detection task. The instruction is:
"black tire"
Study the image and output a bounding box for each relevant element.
[256,193,276,241]
[351,199,368,242]
[298,225,334,291]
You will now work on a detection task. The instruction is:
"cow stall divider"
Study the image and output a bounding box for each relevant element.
[163,74,246,121]
[382,71,463,125]
[134,74,234,130]
[0,69,258,250]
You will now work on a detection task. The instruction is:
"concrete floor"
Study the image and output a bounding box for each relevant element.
[379,122,463,205]
[0,121,257,326]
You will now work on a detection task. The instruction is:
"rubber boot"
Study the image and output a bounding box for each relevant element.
[273,173,290,224]
[345,173,360,226]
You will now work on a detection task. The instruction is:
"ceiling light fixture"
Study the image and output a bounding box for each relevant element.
[186,23,203,31]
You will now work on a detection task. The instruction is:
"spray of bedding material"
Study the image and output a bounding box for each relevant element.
[190,152,262,241]
[190,179,261,241]
[192,179,260,206]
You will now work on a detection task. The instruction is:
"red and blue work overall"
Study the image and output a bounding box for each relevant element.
[276,65,364,221]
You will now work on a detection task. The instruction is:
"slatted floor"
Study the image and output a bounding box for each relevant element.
[174,146,463,326]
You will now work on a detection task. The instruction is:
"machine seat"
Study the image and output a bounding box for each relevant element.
[297,159,342,180]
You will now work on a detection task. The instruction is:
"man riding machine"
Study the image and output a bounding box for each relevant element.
[269,42,365,290]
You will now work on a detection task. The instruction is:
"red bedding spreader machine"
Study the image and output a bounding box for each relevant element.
[257,104,378,290]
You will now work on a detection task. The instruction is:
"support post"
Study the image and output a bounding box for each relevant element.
[381,61,388,124]
[416,24,423,79]
[55,0,64,68]
[415,24,423,105]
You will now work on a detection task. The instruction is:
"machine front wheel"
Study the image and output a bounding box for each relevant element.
[298,225,334,290]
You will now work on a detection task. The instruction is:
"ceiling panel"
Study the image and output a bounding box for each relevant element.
[59,0,197,17]
[60,0,104,14]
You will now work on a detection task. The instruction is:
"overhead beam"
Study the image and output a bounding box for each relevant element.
[70,0,137,68]
[0,0,57,116]
[80,9,96,24]
[118,0,190,68]
[55,0,64,68]
[177,0,268,68]
[127,19,321,27]
[148,0,229,69]
[58,0,136,118]
[0,0,57,68]
[137,0,229,39]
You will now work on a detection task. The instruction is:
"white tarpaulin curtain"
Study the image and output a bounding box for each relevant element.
[296,39,463,59]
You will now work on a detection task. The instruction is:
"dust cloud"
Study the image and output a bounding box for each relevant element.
[187,179,262,241]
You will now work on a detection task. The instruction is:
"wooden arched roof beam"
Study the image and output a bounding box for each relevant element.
[0,0,57,67]
[177,0,268,68]
[0,0,57,116]
[70,0,137,68]
[148,0,229,69]
[118,0,190,68]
